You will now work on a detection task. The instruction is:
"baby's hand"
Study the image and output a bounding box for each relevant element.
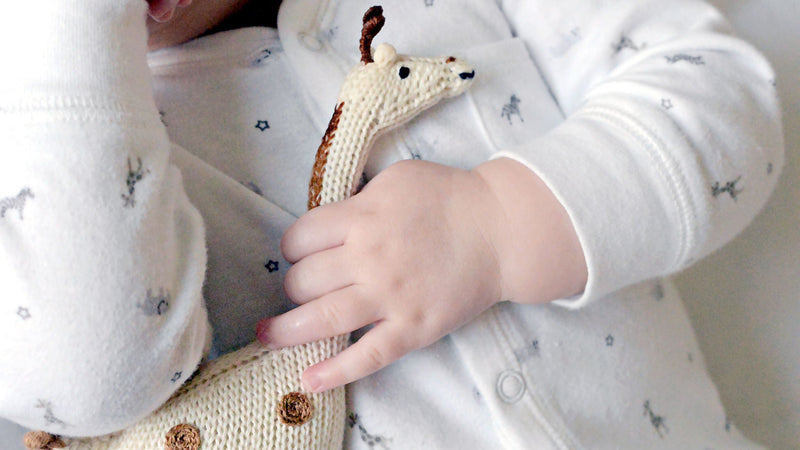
[147,0,192,23]
[257,160,506,392]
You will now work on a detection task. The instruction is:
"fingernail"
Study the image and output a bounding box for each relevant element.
[256,322,275,349]
[302,373,323,393]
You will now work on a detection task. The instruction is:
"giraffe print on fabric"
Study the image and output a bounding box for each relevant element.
[501,95,523,124]
[643,400,669,438]
[712,176,742,200]
[348,412,391,449]
[1,187,34,220]
[122,157,148,208]
[139,288,171,316]
[514,339,540,363]
[665,54,705,65]
[613,36,645,53]
[36,400,67,428]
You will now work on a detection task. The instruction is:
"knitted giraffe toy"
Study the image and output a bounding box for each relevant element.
[25,6,473,450]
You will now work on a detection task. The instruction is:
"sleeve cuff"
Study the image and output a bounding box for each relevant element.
[492,107,696,308]
[1,0,154,110]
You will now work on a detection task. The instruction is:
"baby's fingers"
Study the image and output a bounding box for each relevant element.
[301,324,409,392]
[256,286,377,349]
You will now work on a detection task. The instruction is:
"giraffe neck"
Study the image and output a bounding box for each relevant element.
[308,101,379,210]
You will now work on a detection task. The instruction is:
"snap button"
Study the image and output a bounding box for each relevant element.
[278,392,314,426]
[165,423,201,450]
[298,32,324,51]
[496,370,526,403]
[23,431,65,449]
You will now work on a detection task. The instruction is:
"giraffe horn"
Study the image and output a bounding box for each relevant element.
[360,6,385,64]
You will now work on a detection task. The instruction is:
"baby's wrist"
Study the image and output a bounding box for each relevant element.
[471,158,588,304]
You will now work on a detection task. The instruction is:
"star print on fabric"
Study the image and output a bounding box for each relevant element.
[661,98,673,110]
[767,163,774,175]
[605,334,614,347]
[265,260,280,273]
[171,371,182,383]
[255,120,270,131]
[17,307,31,320]
[410,151,422,160]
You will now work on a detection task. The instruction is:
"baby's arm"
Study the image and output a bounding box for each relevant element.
[0,0,209,436]
[258,0,783,392]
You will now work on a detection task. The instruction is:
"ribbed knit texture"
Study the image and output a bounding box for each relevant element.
[61,337,348,449]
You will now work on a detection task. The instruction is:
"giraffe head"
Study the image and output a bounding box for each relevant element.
[337,6,475,131]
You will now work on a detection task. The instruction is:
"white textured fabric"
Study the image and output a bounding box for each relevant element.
[0,0,784,448]
[0,0,210,437]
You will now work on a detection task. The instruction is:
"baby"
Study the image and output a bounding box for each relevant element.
[0,0,783,447]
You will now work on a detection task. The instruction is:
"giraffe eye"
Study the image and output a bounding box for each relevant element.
[398,66,410,79]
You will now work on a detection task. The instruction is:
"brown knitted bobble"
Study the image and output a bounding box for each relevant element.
[165,423,201,450]
[278,392,313,426]
[23,431,65,449]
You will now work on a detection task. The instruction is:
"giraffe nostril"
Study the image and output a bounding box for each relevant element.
[459,71,475,80]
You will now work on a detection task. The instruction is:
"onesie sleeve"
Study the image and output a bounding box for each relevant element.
[497,0,784,306]
[0,0,210,436]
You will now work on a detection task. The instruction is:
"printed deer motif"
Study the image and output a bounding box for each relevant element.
[0,187,34,220]
[308,6,475,209]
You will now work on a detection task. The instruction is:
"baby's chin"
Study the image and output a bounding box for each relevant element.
[146,0,241,51]
[146,12,203,51]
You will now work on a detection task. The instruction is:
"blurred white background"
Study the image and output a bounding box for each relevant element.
[676,0,799,448]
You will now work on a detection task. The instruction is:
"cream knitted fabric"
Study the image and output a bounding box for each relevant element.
[58,337,348,449]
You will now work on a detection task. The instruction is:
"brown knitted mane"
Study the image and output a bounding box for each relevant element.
[360,6,385,64]
[308,102,345,210]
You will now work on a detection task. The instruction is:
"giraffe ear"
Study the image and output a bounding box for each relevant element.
[373,44,397,66]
